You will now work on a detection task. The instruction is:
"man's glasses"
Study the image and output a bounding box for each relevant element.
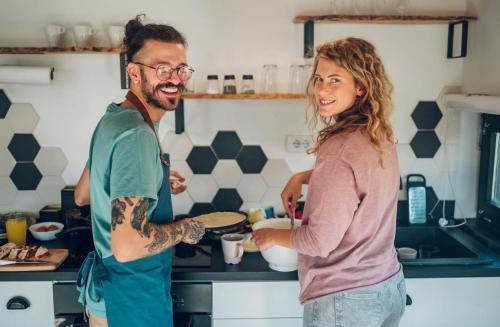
[133,62,194,82]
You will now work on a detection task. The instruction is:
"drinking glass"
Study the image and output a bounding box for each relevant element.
[6,216,27,246]
[260,64,278,94]
[288,64,303,94]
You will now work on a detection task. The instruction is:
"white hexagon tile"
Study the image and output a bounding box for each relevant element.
[0,120,13,147]
[237,174,268,203]
[240,202,263,212]
[187,175,218,202]
[212,160,242,188]
[10,191,44,212]
[36,176,66,204]
[0,147,15,176]
[170,160,193,185]
[260,187,285,214]
[0,177,17,206]
[261,158,292,188]
[172,191,194,215]
[4,103,40,133]
[34,147,68,176]
[160,131,194,161]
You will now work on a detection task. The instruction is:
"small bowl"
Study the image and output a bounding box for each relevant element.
[29,222,64,241]
[397,247,418,260]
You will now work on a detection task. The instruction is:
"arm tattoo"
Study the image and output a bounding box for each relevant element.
[130,198,148,236]
[111,199,127,231]
[183,220,205,243]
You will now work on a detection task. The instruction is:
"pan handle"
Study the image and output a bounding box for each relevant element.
[55,226,92,238]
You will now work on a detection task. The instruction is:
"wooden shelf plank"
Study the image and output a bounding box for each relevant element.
[293,15,477,24]
[0,47,124,54]
[182,93,307,100]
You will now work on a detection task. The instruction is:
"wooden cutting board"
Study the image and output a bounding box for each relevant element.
[0,249,69,272]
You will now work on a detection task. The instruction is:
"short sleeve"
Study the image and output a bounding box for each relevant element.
[109,129,160,201]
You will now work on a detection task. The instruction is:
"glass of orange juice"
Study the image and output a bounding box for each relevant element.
[6,216,27,246]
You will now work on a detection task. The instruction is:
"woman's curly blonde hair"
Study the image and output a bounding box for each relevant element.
[307,37,395,166]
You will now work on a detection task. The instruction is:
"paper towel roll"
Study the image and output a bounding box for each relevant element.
[0,65,54,84]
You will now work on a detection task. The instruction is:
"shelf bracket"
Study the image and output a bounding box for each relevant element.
[447,20,468,59]
[304,20,314,58]
[175,99,185,134]
[120,52,129,89]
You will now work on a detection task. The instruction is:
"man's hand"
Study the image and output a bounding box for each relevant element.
[170,169,187,194]
[181,218,205,244]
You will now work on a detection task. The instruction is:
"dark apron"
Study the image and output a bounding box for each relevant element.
[77,91,175,326]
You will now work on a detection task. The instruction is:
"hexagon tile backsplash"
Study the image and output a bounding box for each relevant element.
[0,89,68,212]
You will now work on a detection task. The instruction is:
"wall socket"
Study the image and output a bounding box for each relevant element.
[286,135,314,153]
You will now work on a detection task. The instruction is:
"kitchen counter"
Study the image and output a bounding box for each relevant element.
[1,225,500,282]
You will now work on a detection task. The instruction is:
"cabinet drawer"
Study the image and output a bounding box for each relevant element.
[0,281,54,327]
[213,281,303,319]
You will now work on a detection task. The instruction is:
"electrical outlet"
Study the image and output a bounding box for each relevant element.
[286,135,314,153]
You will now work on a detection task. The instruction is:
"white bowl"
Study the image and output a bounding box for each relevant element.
[252,218,301,272]
[29,222,64,241]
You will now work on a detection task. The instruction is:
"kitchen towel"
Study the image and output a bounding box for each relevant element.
[0,65,54,84]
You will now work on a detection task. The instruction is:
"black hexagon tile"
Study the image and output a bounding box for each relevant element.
[8,133,41,161]
[211,131,243,159]
[411,101,443,130]
[236,145,268,174]
[410,131,441,158]
[189,202,215,216]
[10,162,42,190]
[186,146,218,174]
[212,188,243,212]
[0,90,12,119]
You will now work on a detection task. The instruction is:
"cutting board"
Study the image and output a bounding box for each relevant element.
[0,248,69,272]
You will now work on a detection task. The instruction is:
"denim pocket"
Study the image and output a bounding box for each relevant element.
[343,289,380,300]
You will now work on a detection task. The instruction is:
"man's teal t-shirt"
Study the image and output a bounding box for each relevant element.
[84,103,163,317]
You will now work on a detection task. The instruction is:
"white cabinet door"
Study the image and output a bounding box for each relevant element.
[212,281,303,319]
[401,277,500,327]
[213,318,303,327]
[0,281,54,327]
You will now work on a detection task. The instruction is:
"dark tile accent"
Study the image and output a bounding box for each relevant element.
[10,162,42,190]
[0,90,12,119]
[8,133,41,162]
[211,131,243,159]
[410,131,441,158]
[411,101,443,130]
[429,200,456,220]
[426,187,439,217]
[212,188,243,211]
[189,202,215,216]
[186,146,218,174]
[236,145,268,174]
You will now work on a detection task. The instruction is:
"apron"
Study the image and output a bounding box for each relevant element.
[77,91,175,327]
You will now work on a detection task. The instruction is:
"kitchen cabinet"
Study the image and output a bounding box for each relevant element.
[0,281,54,327]
[401,277,500,327]
[212,281,303,326]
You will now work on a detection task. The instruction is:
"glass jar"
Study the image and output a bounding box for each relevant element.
[206,75,220,94]
[223,75,237,94]
[260,64,278,94]
[241,75,255,94]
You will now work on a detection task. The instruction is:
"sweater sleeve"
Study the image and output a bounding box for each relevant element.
[291,155,360,257]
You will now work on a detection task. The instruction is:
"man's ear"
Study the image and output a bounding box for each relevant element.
[127,63,140,84]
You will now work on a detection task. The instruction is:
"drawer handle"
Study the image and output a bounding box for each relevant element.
[7,296,31,310]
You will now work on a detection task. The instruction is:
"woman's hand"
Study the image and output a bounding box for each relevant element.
[170,170,187,195]
[281,170,313,216]
[252,228,277,251]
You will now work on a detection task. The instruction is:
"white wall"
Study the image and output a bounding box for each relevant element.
[0,0,478,215]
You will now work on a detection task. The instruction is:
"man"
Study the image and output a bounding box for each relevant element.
[74,16,205,327]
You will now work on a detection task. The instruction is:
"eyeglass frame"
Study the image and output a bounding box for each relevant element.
[132,62,195,81]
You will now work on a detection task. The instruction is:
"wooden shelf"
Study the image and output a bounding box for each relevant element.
[293,15,477,24]
[0,47,124,54]
[182,93,307,100]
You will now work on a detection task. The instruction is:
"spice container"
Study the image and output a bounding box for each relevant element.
[223,75,237,94]
[206,75,220,94]
[241,75,255,94]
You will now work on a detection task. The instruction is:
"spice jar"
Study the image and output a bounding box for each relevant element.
[241,75,255,94]
[223,75,237,94]
[206,75,220,94]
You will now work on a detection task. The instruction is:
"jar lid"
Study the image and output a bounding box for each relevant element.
[224,75,236,80]
[242,75,253,80]
[207,75,218,80]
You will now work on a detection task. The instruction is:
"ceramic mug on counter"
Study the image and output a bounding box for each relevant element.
[221,233,244,264]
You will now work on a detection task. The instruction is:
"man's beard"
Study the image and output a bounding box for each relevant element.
[140,70,184,111]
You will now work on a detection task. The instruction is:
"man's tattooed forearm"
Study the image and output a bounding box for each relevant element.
[146,225,170,253]
[130,198,148,236]
[183,220,205,243]
[111,199,127,231]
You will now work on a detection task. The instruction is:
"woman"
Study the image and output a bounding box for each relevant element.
[252,38,406,327]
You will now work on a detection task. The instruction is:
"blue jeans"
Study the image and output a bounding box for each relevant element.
[303,271,406,327]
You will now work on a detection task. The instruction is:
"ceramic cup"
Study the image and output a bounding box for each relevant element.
[108,25,125,48]
[45,25,66,47]
[221,233,245,264]
[397,247,417,260]
[73,24,95,47]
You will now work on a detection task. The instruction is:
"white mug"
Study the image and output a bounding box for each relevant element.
[108,25,125,48]
[73,25,95,47]
[45,25,66,47]
[221,233,244,264]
